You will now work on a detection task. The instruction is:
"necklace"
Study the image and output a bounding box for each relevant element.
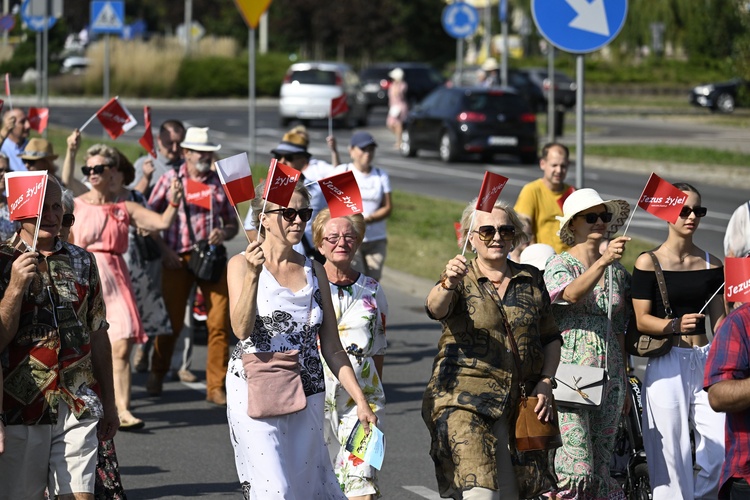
[664,244,691,263]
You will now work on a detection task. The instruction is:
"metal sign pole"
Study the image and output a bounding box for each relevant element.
[103,34,110,101]
[457,38,463,85]
[248,27,256,165]
[575,55,584,189]
[547,46,555,142]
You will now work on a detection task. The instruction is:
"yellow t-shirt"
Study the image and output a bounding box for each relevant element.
[514,178,574,254]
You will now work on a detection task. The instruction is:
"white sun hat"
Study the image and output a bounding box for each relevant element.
[556,188,630,246]
[180,127,222,152]
[520,243,556,271]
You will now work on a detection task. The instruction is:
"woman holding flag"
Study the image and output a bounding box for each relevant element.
[422,195,561,499]
[631,181,726,500]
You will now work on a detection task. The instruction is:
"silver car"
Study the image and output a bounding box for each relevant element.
[279,61,368,127]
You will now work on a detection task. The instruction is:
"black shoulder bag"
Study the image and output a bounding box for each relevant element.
[181,190,227,283]
[625,251,673,357]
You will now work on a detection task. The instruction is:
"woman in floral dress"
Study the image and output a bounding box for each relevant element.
[313,208,388,499]
[543,189,631,499]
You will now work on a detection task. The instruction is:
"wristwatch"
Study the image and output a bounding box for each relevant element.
[0,412,7,426]
[540,375,557,389]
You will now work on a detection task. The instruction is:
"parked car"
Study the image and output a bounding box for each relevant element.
[279,61,368,127]
[359,62,446,111]
[399,86,538,164]
[690,78,749,113]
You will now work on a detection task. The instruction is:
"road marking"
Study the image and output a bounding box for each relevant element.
[403,486,442,499]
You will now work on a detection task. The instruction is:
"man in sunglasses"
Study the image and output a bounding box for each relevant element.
[0,109,32,172]
[131,120,187,198]
[147,127,238,406]
[514,142,574,255]
[0,177,118,498]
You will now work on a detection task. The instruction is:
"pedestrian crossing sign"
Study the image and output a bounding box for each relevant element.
[90,0,124,35]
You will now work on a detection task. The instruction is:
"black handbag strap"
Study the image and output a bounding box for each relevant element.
[647,251,673,318]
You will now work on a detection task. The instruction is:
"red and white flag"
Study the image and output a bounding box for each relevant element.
[184,178,212,210]
[139,106,156,158]
[637,173,687,224]
[263,158,300,206]
[318,171,363,218]
[330,95,349,118]
[475,171,509,212]
[726,258,750,303]
[5,171,48,221]
[27,107,49,133]
[94,97,137,139]
[215,152,255,206]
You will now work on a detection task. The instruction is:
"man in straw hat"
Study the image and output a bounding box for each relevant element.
[146,127,238,406]
[17,138,60,174]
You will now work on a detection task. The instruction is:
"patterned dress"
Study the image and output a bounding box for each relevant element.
[322,273,388,497]
[544,252,630,500]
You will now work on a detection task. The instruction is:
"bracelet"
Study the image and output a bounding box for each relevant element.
[168,200,179,208]
[671,317,681,335]
[439,276,456,291]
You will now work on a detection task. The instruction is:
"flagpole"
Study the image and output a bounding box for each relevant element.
[31,176,49,251]
[621,205,638,237]
[698,282,725,315]
[461,210,477,257]
[234,206,252,244]
[79,112,98,133]
[5,73,12,110]
[209,191,214,234]
[328,114,333,139]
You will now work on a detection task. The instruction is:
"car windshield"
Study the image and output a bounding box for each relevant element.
[463,93,530,114]
[290,70,337,85]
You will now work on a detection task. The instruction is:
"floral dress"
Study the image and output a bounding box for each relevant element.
[544,252,630,500]
[322,273,388,498]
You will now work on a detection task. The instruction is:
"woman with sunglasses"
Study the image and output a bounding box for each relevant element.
[311,208,388,499]
[226,182,377,499]
[631,182,725,500]
[73,144,182,431]
[542,188,631,499]
[423,199,562,500]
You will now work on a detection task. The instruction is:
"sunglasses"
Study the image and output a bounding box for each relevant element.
[61,213,75,228]
[323,234,357,245]
[265,207,313,222]
[576,211,613,224]
[679,205,707,218]
[81,164,110,176]
[23,159,39,166]
[474,224,516,243]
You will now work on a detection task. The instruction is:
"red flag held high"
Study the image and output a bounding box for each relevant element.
[330,95,349,118]
[475,172,509,212]
[637,173,688,224]
[139,106,156,158]
[96,97,137,139]
[318,171,363,218]
[215,153,255,206]
[27,107,49,133]
[726,258,750,303]
[5,171,48,221]
[184,178,212,210]
[262,159,300,206]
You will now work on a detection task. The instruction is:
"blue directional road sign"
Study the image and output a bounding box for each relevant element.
[21,0,57,32]
[532,0,627,54]
[442,2,479,40]
[90,0,125,36]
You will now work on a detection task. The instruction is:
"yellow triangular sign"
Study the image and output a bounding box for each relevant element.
[233,0,272,29]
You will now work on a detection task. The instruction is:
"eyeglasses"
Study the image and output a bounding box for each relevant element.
[61,213,75,228]
[679,205,707,218]
[81,164,110,176]
[323,234,357,245]
[265,207,313,222]
[576,211,613,224]
[474,224,516,243]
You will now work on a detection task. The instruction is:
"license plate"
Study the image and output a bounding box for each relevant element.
[488,136,518,146]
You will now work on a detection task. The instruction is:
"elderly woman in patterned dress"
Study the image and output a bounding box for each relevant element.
[423,198,562,500]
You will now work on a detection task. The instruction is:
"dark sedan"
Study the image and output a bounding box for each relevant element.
[359,62,446,111]
[399,86,538,164]
[690,78,749,113]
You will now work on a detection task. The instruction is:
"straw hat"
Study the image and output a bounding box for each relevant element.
[18,138,58,161]
[270,130,311,157]
[556,188,630,246]
[481,57,499,72]
[180,127,221,152]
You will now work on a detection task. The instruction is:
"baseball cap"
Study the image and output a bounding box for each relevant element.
[350,131,377,149]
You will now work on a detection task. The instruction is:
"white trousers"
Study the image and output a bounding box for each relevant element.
[642,345,725,500]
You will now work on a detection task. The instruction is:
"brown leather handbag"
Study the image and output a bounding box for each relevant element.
[515,395,563,451]
[625,252,673,357]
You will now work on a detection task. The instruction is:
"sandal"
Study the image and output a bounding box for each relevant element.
[119,412,145,431]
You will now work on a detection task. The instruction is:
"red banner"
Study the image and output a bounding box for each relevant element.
[637,173,687,224]
[96,97,137,140]
[330,95,349,118]
[184,178,212,210]
[27,107,49,133]
[262,159,300,207]
[726,258,750,303]
[5,171,48,221]
[138,106,156,158]
[475,171,509,212]
[215,152,255,206]
[318,171,363,218]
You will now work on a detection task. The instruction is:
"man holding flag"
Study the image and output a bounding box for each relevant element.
[0,176,118,498]
[132,119,187,198]
[146,127,238,406]
[0,109,31,172]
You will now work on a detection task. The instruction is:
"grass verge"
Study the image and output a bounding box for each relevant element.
[581,144,750,167]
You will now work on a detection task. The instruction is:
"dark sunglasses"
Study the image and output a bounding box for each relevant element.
[474,224,516,243]
[266,207,313,222]
[679,205,707,218]
[81,164,110,176]
[61,213,75,228]
[23,158,39,166]
[576,211,613,224]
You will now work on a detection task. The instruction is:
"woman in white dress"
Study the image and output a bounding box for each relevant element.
[312,208,388,499]
[225,182,378,500]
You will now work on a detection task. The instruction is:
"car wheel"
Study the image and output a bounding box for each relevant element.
[439,131,457,163]
[400,129,416,158]
[715,92,735,113]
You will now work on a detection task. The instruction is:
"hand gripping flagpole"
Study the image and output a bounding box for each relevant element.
[461,210,477,257]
